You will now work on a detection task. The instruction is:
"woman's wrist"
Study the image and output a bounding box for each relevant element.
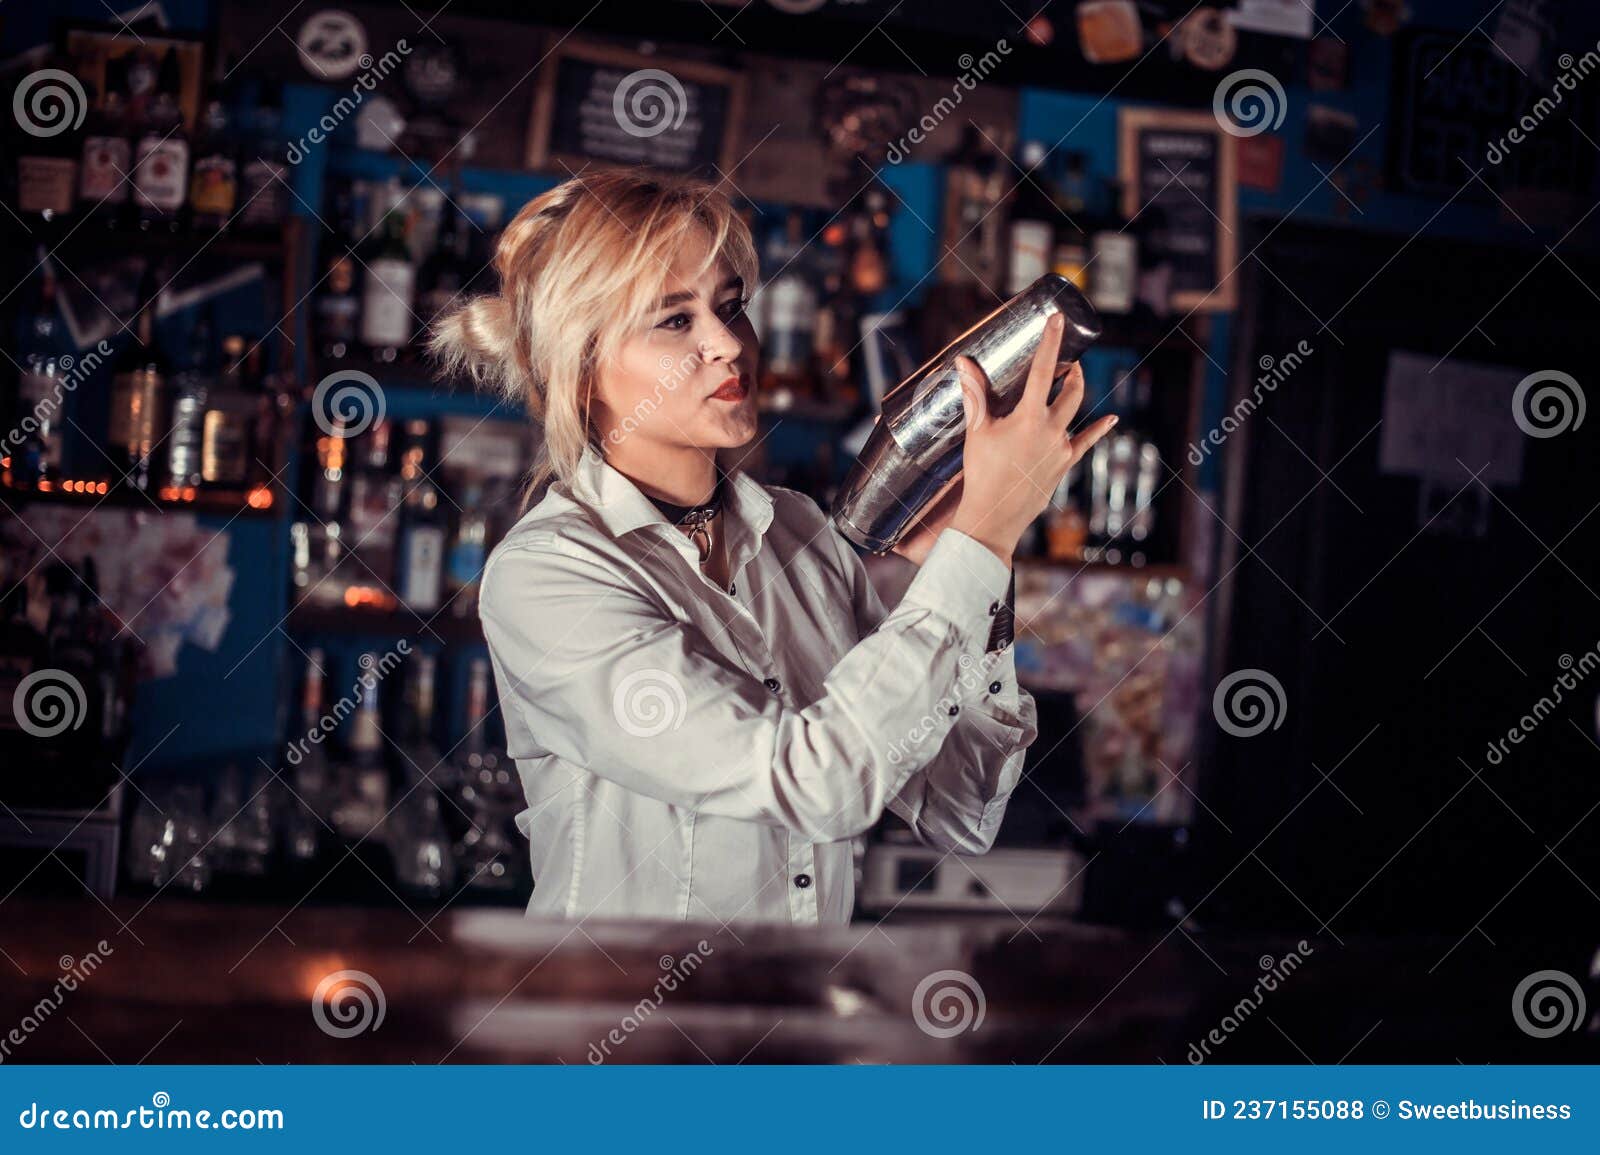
[947,509,1015,569]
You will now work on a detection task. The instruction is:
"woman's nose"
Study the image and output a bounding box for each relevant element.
[698,321,743,364]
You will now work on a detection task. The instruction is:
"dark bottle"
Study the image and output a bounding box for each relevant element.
[416,200,475,337]
[238,78,288,235]
[107,267,169,492]
[314,185,362,362]
[132,48,189,233]
[11,267,69,490]
[188,82,237,231]
[360,194,416,362]
[1087,178,1137,316]
[396,420,445,612]
[1050,151,1091,292]
[1006,140,1058,295]
[345,421,403,594]
[165,307,215,490]
[77,57,133,230]
[200,334,256,488]
[14,58,83,230]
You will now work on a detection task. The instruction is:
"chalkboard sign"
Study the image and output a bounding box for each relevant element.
[1119,108,1238,312]
[1388,27,1595,203]
[526,42,744,175]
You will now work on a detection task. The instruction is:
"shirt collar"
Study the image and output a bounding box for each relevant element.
[568,443,775,547]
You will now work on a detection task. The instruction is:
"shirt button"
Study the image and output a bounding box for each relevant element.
[793,873,811,889]
[763,677,781,693]
[729,582,737,596]
[988,601,1000,615]
[988,681,1003,694]
[947,705,960,717]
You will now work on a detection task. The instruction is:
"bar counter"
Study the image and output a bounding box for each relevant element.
[2,897,1595,1064]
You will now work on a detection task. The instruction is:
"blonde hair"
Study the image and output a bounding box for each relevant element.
[428,168,759,494]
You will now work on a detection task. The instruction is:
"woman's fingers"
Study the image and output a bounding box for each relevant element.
[955,355,991,431]
[1048,362,1086,430]
[1066,413,1121,466]
[1021,313,1067,411]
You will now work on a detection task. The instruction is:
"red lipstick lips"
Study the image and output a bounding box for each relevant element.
[709,375,749,402]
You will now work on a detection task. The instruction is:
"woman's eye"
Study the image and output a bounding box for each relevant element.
[656,312,691,332]
[717,297,747,321]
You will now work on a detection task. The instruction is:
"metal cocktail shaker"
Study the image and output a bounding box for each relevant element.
[832,274,1103,554]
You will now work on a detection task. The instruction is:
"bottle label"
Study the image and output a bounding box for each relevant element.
[361,259,416,348]
[201,411,251,484]
[240,159,288,225]
[1007,221,1054,295]
[190,154,238,217]
[134,137,190,210]
[446,536,486,589]
[17,156,77,215]
[400,525,445,611]
[79,136,131,203]
[1090,233,1138,314]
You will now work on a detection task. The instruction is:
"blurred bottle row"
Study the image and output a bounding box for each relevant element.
[124,649,525,903]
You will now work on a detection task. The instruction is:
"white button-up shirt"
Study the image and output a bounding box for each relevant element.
[477,444,1038,925]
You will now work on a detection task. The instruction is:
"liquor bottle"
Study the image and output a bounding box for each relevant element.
[14,57,83,230]
[132,48,189,233]
[940,122,1008,292]
[1087,369,1161,566]
[107,267,169,492]
[454,657,518,892]
[311,414,349,521]
[345,420,403,594]
[77,56,133,230]
[282,647,334,867]
[314,185,361,362]
[199,334,255,487]
[238,78,288,235]
[12,267,68,489]
[187,82,237,231]
[1087,178,1138,316]
[1006,141,1058,295]
[756,210,818,409]
[416,199,474,336]
[396,420,446,612]
[397,651,442,779]
[389,654,455,901]
[165,306,214,491]
[444,484,489,616]
[360,190,416,362]
[1050,152,1090,292]
[332,651,391,840]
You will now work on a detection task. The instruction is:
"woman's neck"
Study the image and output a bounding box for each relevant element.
[607,442,720,507]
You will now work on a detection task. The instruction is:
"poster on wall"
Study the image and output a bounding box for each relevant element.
[1118,107,1238,311]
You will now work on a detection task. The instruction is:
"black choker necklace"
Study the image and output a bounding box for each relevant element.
[644,471,725,566]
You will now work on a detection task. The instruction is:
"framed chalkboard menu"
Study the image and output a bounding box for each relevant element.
[526,42,745,176]
[1118,108,1238,312]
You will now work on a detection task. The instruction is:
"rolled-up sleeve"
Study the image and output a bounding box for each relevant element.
[478,525,1031,846]
[827,526,1039,855]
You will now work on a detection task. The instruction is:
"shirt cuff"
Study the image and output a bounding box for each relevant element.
[898,527,1014,647]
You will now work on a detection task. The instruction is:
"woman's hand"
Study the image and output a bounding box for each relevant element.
[942,313,1119,568]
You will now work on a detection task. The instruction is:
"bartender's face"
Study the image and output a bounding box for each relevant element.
[593,236,760,454]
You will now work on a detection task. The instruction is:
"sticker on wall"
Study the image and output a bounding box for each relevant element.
[1361,0,1409,37]
[1077,0,1144,64]
[1237,132,1285,193]
[1175,7,1238,71]
[296,10,370,81]
[1229,0,1317,40]
[1493,0,1555,84]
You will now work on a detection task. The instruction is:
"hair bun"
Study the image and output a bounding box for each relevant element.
[427,294,541,417]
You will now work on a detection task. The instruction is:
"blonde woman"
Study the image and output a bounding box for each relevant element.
[431,169,1118,925]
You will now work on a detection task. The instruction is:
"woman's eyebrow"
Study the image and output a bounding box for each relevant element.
[654,275,745,310]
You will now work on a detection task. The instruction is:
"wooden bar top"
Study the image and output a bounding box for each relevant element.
[0,896,1594,1063]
